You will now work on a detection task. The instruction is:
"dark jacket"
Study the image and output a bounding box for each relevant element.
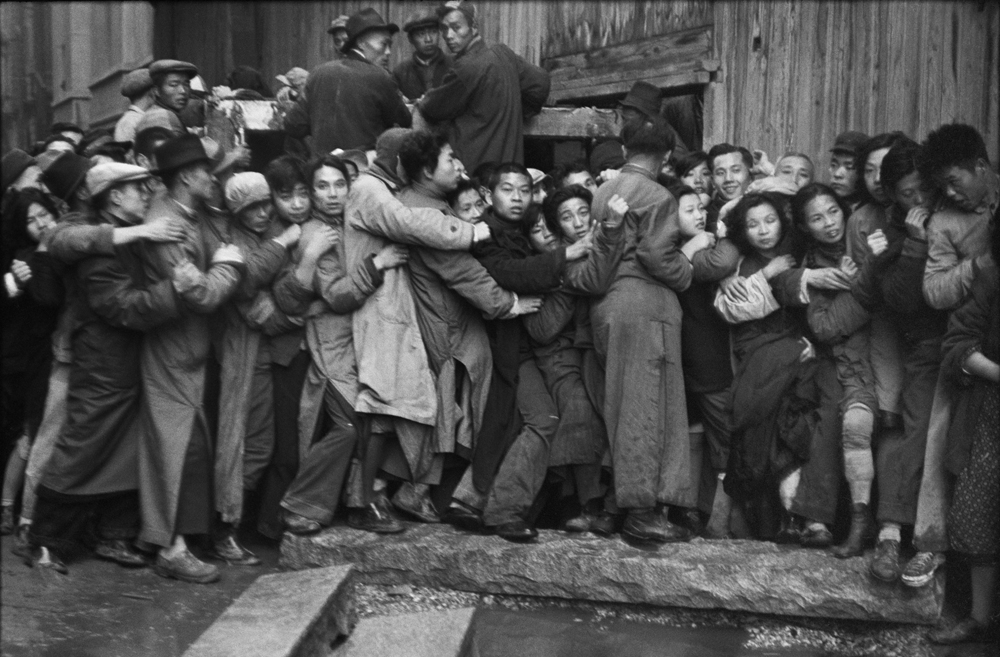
[285,51,412,154]
[418,38,549,171]
[393,48,452,101]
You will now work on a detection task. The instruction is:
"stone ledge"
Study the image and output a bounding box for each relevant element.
[183,564,355,657]
[281,524,943,625]
[332,608,476,657]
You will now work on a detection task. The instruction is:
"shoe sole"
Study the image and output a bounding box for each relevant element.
[348,523,405,535]
[901,573,936,588]
[392,503,440,524]
[95,552,148,568]
[869,568,901,583]
[622,528,691,544]
[153,564,220,584]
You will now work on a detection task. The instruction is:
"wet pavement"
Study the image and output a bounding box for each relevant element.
[0,532,280,657]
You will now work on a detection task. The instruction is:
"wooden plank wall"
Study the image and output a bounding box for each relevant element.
[0,2,53,153]
[705,0,1000,164]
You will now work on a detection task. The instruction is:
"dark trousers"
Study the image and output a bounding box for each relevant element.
[280,383,357,524]
[175,425,212,536]
[257,350,310,538]
[30,488,140,556]
[875,338,940,525]
[791,358,843,525]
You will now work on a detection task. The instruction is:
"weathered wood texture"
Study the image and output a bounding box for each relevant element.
[704,0,1000,164]
[0,2,53,154]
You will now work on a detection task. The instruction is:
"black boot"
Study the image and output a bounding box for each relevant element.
[830,502,874,558]
[774,510,803,544]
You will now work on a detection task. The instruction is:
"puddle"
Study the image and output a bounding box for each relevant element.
[467,607,827,657]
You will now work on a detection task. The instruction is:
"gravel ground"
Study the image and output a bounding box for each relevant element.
[355,583,939,656]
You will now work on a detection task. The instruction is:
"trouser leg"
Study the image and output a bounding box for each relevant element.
[174,425,213,537]
[95,491,141,541]
[241,357,276,492]
[29,488,95,555]
[483,360,557,527]
[21,362,70,522]
[791,359,843,525]
[281,383,357,524]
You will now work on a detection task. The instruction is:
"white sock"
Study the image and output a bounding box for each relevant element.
[878,523,901,543]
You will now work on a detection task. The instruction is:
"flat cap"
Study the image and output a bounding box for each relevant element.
[135,107,185,139]
[149,59,198,80]
[121,68,154,98]
[437,1,476,23]
[327,14,350,34]
[830,131,869,157]
[403,8,440,33]
[51,121,84,136]
[2,149,37,192]
[86,162,151,197]
[225,172,271,215]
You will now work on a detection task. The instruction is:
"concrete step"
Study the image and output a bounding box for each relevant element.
[183,564,355,657]
[281,524,943,625]
[332,608,476,657]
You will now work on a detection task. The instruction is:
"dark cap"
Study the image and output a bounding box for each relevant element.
[149,59,198,81]
[830,131,869,157]
[2,149,38,192]
[121,68,154,99]
[589,139,625,174]
[403,8,440,33]
[619,81,662,120]
[153,133,211,175]
[437,1,476,24]
[41,152,91,201]
[342,9,398,52]
[51,121,84,137]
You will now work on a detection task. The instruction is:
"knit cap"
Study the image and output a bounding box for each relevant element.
[225,172,270,215]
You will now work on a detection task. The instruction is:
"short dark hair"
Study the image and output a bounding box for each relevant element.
[160,161,206,191]
[707,143,753,171]
[878,138,922,198]
[446,177,481,208]
[134,128,172,161]
[472,162,498,187]
[399,130,449,182]
[521,204,545,241]
[542,184,592,238]
[265,155,309,195]
[487,163,531,193]
[918,123,990,180]
[665,182,699,203]
[621,116,675,157]
[789,182,851,257]
[306,154,351,190]
[726,192,788,257]
[2,188,62,267]
[855,131,910,206]
[551,160,591,188]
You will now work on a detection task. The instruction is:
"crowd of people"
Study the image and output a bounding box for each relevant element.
[1,1,997,646]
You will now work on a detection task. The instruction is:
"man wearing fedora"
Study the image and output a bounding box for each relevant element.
[136,133,247,584]
[393,8,453,102]
[416,1,550,172]
[24,163,186,575]
[115,68,157,145]
[149,59,198,119]
[41,152,92,215]
[285,8,412,155]
[618,81,689,156]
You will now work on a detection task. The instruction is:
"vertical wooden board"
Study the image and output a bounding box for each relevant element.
[938,1,959,128]
[986,5,1000,163]
[881,0,909,137]
[918,2,944,143]
[788,0,819,157]
[954,2,988,131]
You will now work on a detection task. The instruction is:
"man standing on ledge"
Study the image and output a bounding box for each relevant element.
[416,1,550,172]
[285,8,412,154]
[393,8,452,102]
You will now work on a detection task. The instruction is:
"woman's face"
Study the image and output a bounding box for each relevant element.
[676,193,706,239]
[556,197,591,243]
[803,194,846,245]
[528,215,557,253]
[744,203,782,254]
[26,202,56,242]
[864,147,891,204]
[776,156,814,190]
[452,188,485,224]
[892,171,929,212]
[681,162,711,195]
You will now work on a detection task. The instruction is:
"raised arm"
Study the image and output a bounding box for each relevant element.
[80,254,180,331]
[349,178,476,250]
[923,218,979,310]
[417,249,514,319]
[635,193,693,291]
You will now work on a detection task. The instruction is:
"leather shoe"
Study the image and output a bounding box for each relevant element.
[678,508,705,537]
[283,511,322,536]
[800,524,833,548]
[494,520,538,543]
[775,511,803,544]
[622,508,691,543]
[563,513,593,533]
[443,504,485,533]
[207,535,261,566]
[869,539,901,582]
[589,511,617,537]
[392,483,440,523]
[348,503,404,534]
[95,539,148,568]
[155,548,220,584]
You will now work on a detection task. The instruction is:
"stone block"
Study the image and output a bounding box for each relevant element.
[332,608,476,657]
[281,525,943,625]
[183,564,355,657]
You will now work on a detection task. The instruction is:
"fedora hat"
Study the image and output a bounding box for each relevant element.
[619,81,662,120]
[41,152,91,202]
[153,133,211,175]
[342,9,398,52]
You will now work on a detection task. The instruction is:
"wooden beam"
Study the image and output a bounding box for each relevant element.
[204,101,625,147]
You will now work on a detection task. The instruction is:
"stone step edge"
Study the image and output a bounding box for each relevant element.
[182,563,356,657]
